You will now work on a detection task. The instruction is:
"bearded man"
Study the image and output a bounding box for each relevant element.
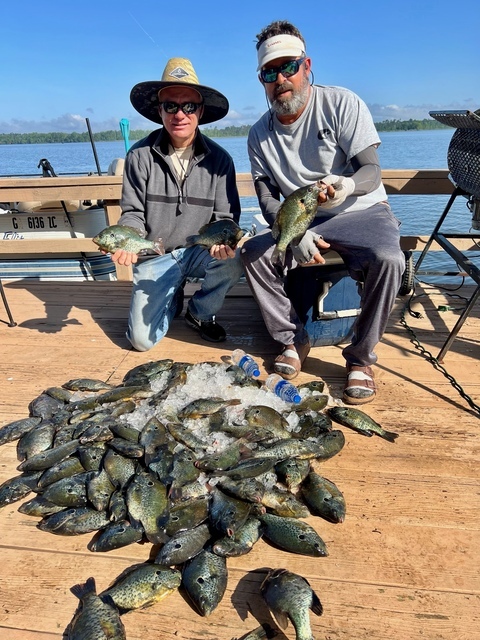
[240,20,405,404]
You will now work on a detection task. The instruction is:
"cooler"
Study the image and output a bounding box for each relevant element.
[285,255,361,347]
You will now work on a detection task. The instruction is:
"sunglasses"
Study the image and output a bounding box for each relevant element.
[260,57,306,83]
[160,101,203,115]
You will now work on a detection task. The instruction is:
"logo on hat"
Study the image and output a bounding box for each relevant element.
[169,67,190,80]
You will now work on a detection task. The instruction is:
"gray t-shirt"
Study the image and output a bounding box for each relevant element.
[248,84,387,214]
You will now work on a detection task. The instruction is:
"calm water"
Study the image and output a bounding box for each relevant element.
[1,129,478,280]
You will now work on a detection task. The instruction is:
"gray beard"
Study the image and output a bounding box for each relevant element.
[271,79,309,116]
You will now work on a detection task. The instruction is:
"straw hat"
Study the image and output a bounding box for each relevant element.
[130,57,229,125]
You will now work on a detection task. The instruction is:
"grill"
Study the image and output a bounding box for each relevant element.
[414,109,480,361]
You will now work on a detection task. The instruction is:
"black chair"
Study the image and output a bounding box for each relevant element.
[415,110,480,361]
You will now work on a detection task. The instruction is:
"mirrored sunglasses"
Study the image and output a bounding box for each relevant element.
[160,101,203,115]
[260,57,306,83]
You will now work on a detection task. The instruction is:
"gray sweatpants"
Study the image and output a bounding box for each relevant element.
[240,202,404,366]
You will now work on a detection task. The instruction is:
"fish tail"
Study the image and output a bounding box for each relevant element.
[380,429,399,443]
[153,238,165,255]
[70,576,96,600]
[271,246,285,267]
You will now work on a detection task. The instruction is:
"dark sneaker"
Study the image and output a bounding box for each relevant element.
[184,308,226,342]
[172,284,185,318]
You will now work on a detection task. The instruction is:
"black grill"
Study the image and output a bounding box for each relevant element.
[430,110,480,199]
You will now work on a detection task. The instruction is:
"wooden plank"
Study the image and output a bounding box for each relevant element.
[0,280,479,640]
[0,170,454,201]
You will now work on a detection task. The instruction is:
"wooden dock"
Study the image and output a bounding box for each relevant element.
[0,278,479,640]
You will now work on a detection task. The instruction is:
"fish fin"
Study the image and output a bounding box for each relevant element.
[262,623,278,638]
[379,429,399,443]
[238,446,254,460]
[70,576,96,599]
[270,610,289,631]
[310,591,324,616]
[271,246,285,267]
[228,399,242,406]
[185,234,199,246]
[153,238,165,255]
[271,218,280,240]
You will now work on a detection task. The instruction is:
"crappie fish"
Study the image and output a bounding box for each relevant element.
[232,623,278,640]
[93,224,164,255]
[186,218,244,249]
[259,513,328,557]
[213,516,264,557]
[89,519,144,552]
[300,471,346,523]
[0,472,41,508]
[209,487,252,537]
[182,547,228,616]
[99,563,181,612]
[328,406,399,442]
[271,184,321,266]
[0,416,41,446]
[126,470,169,544]
[261,568,323,640]
[155,523,211,565]
[68,576,126,640]
[178,397,241,420]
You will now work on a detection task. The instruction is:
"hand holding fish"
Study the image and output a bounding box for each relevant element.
[291,230,330,266]
[109,249,139,266]
[209,244,237,260]
[316,174,355,209]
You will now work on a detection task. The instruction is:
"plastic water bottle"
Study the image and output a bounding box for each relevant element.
[264,373,301,403]
[231,349,261,377]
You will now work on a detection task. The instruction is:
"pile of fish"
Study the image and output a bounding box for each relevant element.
[0,357,398,639]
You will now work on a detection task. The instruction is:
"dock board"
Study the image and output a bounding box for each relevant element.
[0,279,479,640]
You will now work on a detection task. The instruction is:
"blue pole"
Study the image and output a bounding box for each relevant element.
[119,118,131,153]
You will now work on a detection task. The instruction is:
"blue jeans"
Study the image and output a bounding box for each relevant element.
[127,246,244,351]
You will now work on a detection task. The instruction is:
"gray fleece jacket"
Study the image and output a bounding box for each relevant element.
[119,128,241,253]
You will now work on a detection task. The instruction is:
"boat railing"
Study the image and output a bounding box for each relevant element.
[0,170,476,281]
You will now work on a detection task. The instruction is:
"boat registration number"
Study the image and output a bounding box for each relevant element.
[7,213,72,232]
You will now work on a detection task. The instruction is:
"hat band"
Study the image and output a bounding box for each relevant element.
[257,34,305,70]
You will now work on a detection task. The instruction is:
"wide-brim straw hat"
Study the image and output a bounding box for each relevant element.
[130,57,229,126]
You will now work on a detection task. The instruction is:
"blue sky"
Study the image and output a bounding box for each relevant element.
[1,0,478,134]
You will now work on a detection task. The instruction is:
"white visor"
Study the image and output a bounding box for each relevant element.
[257,34,305,70]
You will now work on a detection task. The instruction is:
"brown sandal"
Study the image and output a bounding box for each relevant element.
[343,364,376,405]
[274,342,311,380]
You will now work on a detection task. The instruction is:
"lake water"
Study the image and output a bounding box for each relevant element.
[1,129,479,281]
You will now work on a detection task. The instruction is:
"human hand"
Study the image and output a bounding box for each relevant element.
[291,230,330,265]
[109,249,138,266]
[210,244,237,260]
[317,174,355,209]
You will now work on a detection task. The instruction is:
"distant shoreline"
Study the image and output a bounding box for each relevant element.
[0,119,449,145]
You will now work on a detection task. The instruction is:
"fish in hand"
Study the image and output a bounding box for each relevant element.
[186,219,244,249]
[93,225,164,255]
[271,184,321,266]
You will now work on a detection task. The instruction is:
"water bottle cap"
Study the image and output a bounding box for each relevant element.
[252,368,260,377]
[292,394,301,403]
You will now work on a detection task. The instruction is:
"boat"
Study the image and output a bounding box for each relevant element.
[0,168,478,640]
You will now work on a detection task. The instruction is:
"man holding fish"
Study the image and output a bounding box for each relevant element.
[105,58,243,349]
[241,20,405,404]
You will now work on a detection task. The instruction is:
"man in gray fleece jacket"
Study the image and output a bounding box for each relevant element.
[110,58,243,350]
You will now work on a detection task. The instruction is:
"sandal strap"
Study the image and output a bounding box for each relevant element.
[345,365,376,390]
[281,349,299,360]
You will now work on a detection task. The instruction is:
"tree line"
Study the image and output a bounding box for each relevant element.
[0,119,448,145]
